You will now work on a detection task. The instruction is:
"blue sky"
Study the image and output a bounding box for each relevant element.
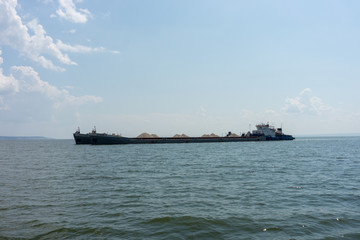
[1,0,360,138]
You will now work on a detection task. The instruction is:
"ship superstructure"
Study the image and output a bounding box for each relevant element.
[252,123,295,140]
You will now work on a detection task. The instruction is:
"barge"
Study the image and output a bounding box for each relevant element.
[73,124,294,145]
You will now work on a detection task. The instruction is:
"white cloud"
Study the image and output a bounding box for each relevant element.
[0,50,19,109]
[56,39,104,53]
[56,0,92,23]
[27,19,77,68]
[0,0,116,71]
[0,72,18,110]
[300,88,312,96]
[0,68,19,94]
[0,0,74,71]
[10,65,102,107]
[283,96,306,113]
[0,50,102,110]
[309,96,331,115]
[282,88,333,115]
[56,40,120,54]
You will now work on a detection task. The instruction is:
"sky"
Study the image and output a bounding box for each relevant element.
[1,0,360,138]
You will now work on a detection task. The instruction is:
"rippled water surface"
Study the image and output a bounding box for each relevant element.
[1,137,360,239]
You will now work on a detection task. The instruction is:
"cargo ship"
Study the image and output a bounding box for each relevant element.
[73,124,294,145]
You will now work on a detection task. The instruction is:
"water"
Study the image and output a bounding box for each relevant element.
[1,137,359,239]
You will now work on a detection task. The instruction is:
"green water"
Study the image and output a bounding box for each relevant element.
[1,137,359,239]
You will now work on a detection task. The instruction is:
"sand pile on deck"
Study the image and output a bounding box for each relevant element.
[201,133,219,138]
[228,133,240,137]
[137,133,159,138]
[173,134,189,138]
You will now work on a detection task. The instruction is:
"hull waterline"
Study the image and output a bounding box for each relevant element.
[87,134,267,145]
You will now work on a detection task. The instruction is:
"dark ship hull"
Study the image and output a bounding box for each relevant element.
[264,134,295,141]
[73,133,91,144]
[74,133,267,145]
[274,134,295,140]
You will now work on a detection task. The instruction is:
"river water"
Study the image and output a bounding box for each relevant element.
[1,137,359,239]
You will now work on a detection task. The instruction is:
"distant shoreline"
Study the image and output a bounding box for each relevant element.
[0,136,52,140]
[295,133,360,137]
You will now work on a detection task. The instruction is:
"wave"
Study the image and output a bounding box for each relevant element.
[142,216,265,238]
[0,227,130,240]
[1,215,359,239]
